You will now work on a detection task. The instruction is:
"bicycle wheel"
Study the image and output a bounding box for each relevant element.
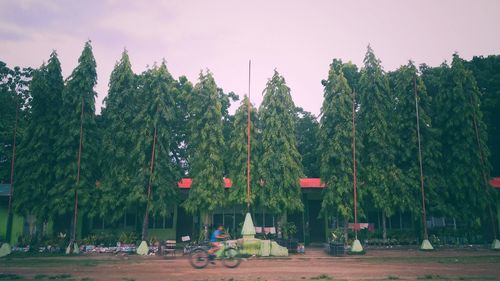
[189,248,209,269]
[221,247,241,268]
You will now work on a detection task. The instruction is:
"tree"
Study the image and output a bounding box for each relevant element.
[466,56,500,177]
[0,62,32,183]
[51,41,98,241]
[171,75,194,175]
[389,62,442,233]
[0,61,32,243]
[130,62,182,240]
[97,50,138,224]
[295,108,320,178]
[319,60,361,229]
[227,96,261,206]
[183,71,226,226]
[358,46,401,240]
[259,70,303,219]
[425,55,493,231]
[14,52,64,229]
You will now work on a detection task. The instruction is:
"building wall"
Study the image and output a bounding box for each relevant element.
[0,206,24,245]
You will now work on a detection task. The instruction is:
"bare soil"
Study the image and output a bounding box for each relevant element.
[1,247,499,281]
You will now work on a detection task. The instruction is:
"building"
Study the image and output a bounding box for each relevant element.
[2,178,500,245]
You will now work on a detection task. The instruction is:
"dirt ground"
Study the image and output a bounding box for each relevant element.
[1,247,499,281]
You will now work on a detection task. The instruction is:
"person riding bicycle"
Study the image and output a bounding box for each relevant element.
[208,225,227,260]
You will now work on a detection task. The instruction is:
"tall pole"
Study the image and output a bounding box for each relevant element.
[142,125,157,241]
[414,76,429,241]
[71,96,85,245]
[6,101,19,243]
[247,60,251,210]
[352,90,358,240]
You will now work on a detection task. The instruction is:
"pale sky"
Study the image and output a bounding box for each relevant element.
[1,0,500,116]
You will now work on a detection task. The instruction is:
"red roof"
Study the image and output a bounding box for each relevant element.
[178,178,232,189]
[178,178,323,189]
[299,178,325,188]
[490,178,500,188]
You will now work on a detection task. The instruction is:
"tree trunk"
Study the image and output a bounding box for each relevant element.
[279,211,287,239]
[201,211,212,240]
[343,218,349,245]
[141,212,149,241]
[399,211,403,230]
[382,210,387,242]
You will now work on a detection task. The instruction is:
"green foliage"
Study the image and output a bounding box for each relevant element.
[422,55,492,224]
[387,62,442,218]
[14,51,64,221]
[51,41,98,227]
[0,62,32,183]
[358,45,401,219]
[219,89,239,176]
[295,108,320,178]
[183,71,226,215]
[465,55,500,176]
[2,42,500,242]
[97,50,139,222]
[259,70,303,215]
[130,62,182,238]
[227,96,261,206]
[319,59,361,220]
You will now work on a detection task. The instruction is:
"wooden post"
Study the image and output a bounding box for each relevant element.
[414,76,429,241]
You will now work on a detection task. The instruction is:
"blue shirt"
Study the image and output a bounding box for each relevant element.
[210,229,222,242]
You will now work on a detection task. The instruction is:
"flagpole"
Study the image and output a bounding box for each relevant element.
[241,60,256,239]
[247,60,251,210]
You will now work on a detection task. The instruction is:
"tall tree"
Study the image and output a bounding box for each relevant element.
[259,70,303,219]
[131,62,182,240]
[0,62,32,243]
[183,71,226,226]
[319,61,361,226]
[295,108,320,178]
[466,56,500,177]
[14,52,64,227]
[0,63,32,183]
[426,55,493,230]
[358,46,401,240]
[51,41,98,241]
[97,50,138,224]
[227,96,261,206]
[389,62,442,232]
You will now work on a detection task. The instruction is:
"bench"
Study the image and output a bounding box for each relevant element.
[161,240,177,257]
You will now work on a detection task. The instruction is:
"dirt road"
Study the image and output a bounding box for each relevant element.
[1,247,499,280]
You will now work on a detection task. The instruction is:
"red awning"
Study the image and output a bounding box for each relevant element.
[178,178,232,189]
[490,178,500,188]
[178,178,324,189]
[299,178,325,188]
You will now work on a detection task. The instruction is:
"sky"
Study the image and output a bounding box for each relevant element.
[1,0,500,116]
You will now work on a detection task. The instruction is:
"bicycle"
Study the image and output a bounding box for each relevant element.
[188,237,242,269]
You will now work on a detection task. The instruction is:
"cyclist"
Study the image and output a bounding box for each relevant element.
[208,225,227,260]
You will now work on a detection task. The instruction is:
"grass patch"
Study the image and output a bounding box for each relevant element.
[0,273,23,280]
[310,274,333,280]
[364,255,500,264]
[417,275,448,280]
[0,274,94,281]
[0,257,137,268]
